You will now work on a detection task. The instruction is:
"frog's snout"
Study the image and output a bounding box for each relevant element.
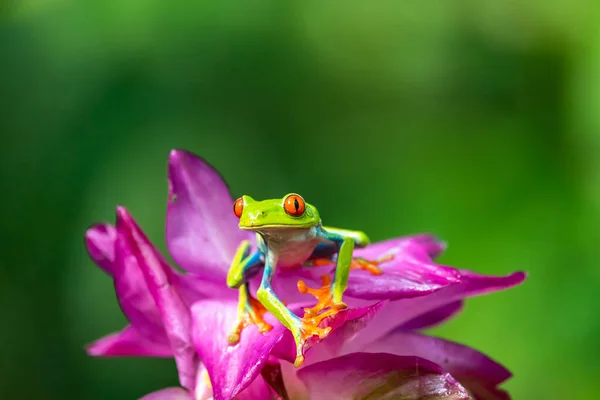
[239,210,267,229]
[250,210,267,221]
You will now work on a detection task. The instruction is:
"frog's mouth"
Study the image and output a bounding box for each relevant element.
[239,224,313,230]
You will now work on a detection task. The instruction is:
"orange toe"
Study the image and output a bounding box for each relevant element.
[350,254,394,276]
[227,296,273,345]
[296,274,344,341]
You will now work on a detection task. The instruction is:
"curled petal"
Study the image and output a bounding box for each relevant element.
[86,220,175,344]
[190,300,289,400]
[362,331,511,400]
[117,206,197,391]
[166,149,254,282]
[303,236,460,301]
[352,234,447,261]
[112,219,167,343]
[346,271,526,359]
[297,352,470,400]
[87,325,172,357]
[86,224,117,275]
[347,236,460,300]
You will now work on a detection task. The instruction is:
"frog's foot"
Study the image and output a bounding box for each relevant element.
[292,322,332,367]
[298,274,348,318]
[350,254,394,276]
[227,295,273,345]
[293,275,349,367]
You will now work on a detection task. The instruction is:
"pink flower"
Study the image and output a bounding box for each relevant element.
[86,150,525,399]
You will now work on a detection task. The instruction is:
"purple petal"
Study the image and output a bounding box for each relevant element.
[112,217,167,343]
[265,235,454,304]
[117,206,198,391]
[235,374,276,400]
[347,236,461,300]
[362,331,511,400]
[392,233,447,258]
[276,303,387,399]
[140,388,192,400]
[346,271,526,358]
[307,236,460,301]
[352,234,447,261]
[166,149,254,282]
[86,217,220,361]
[86,224,117,275]
[297,352,470,400]
[140,369,276,400]
[86,219,174,345]
[271,302,386,365]
[399,301,464,330]
[87,325,172,357]
[190,299,289,400]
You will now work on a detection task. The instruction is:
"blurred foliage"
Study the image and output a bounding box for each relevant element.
[1,1,599,399]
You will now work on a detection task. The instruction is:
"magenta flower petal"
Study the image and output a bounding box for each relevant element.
[110,220,167,343]
[140,372,276,400]
[140,387,192,400]
[166,149,254,282]
[345,236,461,300]
[86,220,220,351]
[85,223,117,275]
[190,299,289,400]
[117,206,198,391]
[278,235,461,302]
[399,301,464,330]
[87,325,172,357]
[234,374,276,400]
[297,352,470,400]
[347,271,526,357]
[362,331,511,400]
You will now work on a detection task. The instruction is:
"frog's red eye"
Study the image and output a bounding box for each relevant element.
[283,194,305,216]
[233,197,244,218]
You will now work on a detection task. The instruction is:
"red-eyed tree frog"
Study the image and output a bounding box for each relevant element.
[226,193,390,367]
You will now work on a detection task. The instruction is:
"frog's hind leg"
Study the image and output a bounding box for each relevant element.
[227,282,273,344]
[257,253,332,368]
[226,240,272,344]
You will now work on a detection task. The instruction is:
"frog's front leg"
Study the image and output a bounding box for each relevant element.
[319,229,356,305]
[257,251,332,367]
[226,240,272,344]
[309,227,391,276]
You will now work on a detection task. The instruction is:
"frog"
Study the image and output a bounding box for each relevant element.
[226,193,391,367]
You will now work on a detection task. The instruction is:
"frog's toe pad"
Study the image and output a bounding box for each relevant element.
[294,354,305,368]
[227,332,241,345]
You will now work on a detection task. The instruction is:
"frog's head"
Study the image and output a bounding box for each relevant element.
[233,193,321,231]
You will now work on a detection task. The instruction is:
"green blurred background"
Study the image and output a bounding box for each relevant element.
[1,1,598,399]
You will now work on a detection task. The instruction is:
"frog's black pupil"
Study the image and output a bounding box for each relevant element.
[294,198,299,211]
